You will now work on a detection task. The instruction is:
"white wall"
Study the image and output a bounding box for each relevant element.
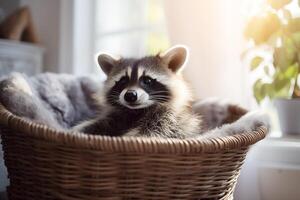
[164,0,249,106]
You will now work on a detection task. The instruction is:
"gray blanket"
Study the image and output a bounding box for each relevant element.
[0,73,101,129]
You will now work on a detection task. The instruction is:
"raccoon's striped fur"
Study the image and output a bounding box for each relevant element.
[75,45,202,138]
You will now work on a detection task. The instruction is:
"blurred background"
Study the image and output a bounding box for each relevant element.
[0,0,250,104]
[0,0,300,200]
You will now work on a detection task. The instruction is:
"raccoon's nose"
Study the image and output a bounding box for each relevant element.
[124,90,138,103]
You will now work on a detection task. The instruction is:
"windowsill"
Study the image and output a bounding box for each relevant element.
[266,131,300,142]
[253,133,300,167]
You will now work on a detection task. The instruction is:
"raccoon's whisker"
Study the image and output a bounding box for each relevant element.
[107,96,118,99]
[153,99,169,102]
[109,92,119,96]
[151,98,169,101]
[150,97,169,102]
[151,95,169,100]
[151,95,169,97]
[149,91,169,95]
[110,92,120,96]
[151,95,169,98]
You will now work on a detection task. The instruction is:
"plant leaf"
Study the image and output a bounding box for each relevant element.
[273,36,297,69]
[267,0,292,9]
[244,12,281,44]
[287,17,300,33]
[250,56,263,70]
[273,74,290,91]
[271,71,292,98]
[263,83,277,99]
[291,32,300,49]
[253,80,275,103]
[283,63,299,79]
[253,79,264,103]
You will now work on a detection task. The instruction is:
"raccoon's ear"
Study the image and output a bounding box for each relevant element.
[96,53,120,75]
[160,45,189,73]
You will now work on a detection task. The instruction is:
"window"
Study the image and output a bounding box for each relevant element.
[94,0,169,59]
[67,0,169,76]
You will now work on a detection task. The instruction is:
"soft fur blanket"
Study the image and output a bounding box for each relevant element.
[0,73,269,136]
[0,73,101,129]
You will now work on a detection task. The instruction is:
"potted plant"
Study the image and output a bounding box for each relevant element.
[244,0,300,135]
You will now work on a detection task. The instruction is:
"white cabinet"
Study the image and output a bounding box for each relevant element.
[0,39,44,76]
[235,136,300,200]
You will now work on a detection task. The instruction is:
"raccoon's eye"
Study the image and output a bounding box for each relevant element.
[116,76,129,85]
[141,76,155,86]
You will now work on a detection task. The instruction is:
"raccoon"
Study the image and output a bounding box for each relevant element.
[75,45,202,138]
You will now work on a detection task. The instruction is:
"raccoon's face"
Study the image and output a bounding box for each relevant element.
[97,45,189,110]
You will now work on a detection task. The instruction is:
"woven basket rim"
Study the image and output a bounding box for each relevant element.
[0,103,267,154]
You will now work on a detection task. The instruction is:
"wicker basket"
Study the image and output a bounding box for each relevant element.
[0,103,267,200]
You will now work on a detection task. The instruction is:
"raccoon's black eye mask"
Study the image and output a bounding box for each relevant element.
[114,75,157,88]
[139,76,171,103]
[140,76,156,87]
[116,76,130,86]
[112,74,170,103]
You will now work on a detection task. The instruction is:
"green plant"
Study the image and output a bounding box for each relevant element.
[244,0,300,103]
